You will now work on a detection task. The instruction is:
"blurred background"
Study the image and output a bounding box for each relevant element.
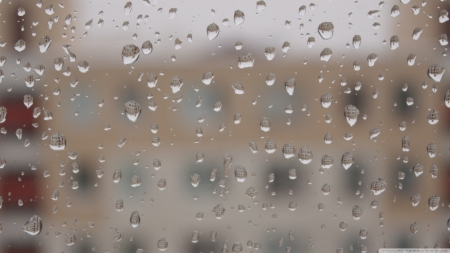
[0,0,450,253]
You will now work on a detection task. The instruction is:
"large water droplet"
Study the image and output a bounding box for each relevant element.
[23,215,42,236]
[427,64,445,82]
[124,2,132,15]
[298,146,313,164]
[318,22,334,40]
[321,155,334,169]
[238,53,254,69]
[341,152,354,170]
[141,40,153,55]
[38,36,51,53]
[207,23,220,40]
[371,178,387,195]
[234,10,245,25]
[344,105,359,127]
[234,165,247,182]
[157,238,169,251]
[113,169,122,183]
[320,48,332,62]
[202,70,214,85]
[122,44,140,65]
[124,101,141,122]
[130,211,140,228]
[285,78,296,95]
[428,195,440,210]
[49,132,66,151]
[427,109,439,125]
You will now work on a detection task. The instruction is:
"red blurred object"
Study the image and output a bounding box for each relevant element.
[0,99,34,130]
[0,174,39,209]
[4,246,38,253]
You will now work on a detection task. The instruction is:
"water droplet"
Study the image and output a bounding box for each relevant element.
[410,222,419,234]
[202,70,214,85]
[85,19,93,30]
[282,144,296,159]
[122,44,140,65]
[390,35,400,50]
[285,78,296,95]
[344,104,359,126]
[38,36,51,53]
[210,229,217,242]
[367,53,378,67]
[341,152,354,170]
[124,2,132,15]
[412,27,423,40]
[214,101,222,112]
[321,155,334,169]
[49,132,66,151]
[191,231,199,243]
[130,211,140,228]
[249,140,258,154]
[169,76,183,93]
[440,10,449,23]
[264,47,275,60]
[22,95,33,109]
[429,164,438,178]
[246,187,258,198]
[411,5,420,14]
[371,178,387,195]
[324,133,333,144]
[113,169,122,183]
[232,83,245,94]
[213,204,225,219]
[411,193,421,206]
[23,215,42,236]
[321,93,333,108]
[115,199,124,212]
[16,128,22,140]
[339,222,347,231]
[352,35,361,49]
[238,53,254,69]
[427,142,437,158]
[427,109,439,125]
[65,233,76,246]
[391,5,400,17]
[282,41,290,52]
[51,190,59,201]
[131,175,141,187]
[124,101,141,122]
[14,39,26,52]
[234,165,247,182]
[298,146,313,164]
[140,41,153,55]
[191,174,201,187]
[286,168,296,180]
[234,10,245,25]
[320,48,332,62]
[428,64,445,82]
[207,23,220,40]
[157,238,168,251]
[318,22,334,40]
[223,154,233,177]
[352,205,363,220]
[169,8,177,19]
[113,229,123,242]
[157,178,166,190]
[358,228,368,239]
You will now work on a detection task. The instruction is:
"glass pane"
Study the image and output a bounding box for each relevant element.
[0,0,448,253]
